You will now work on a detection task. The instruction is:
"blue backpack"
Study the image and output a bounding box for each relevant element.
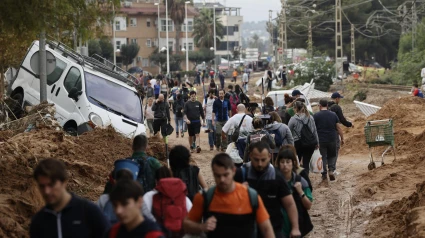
[268,127,285,148]
[418,90,424,98]
[171,87,179,100]
[102,198,118,225]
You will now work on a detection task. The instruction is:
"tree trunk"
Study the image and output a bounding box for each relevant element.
[0,66,4,99]
[175,24,181,53]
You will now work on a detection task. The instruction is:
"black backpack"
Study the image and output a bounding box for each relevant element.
[146,87,154,98]
[298,118,317,146]
[174,166,200,201]
[174,100,184,118]
[292,175,314,236]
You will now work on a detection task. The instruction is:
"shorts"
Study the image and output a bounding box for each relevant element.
[188,122,201,136]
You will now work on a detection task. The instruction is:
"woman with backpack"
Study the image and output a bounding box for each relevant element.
[275,145,314,238]
[288,101,319,173]
[173,94,185,138]
[143,166,193,238]
[265,112,294,163]
[243,117,276,162]
[169,145,207,201]
[235,84,250,105]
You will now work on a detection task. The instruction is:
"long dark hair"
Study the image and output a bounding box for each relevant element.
[235,84,242,94]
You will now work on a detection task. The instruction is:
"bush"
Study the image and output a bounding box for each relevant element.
[353,90,368,101]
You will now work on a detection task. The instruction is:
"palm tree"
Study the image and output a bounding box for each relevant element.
[164,0,188,53]
[250,34,260,48]
[193,8,224,49]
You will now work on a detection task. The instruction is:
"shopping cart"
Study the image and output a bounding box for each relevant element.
[364,119,396,170]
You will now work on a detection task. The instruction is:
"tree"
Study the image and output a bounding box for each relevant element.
[164,0,191,53]
[188,48,215,70]
[149,48,167,72]
[99,37,114,60]
[88,40,102,57]
[193,8,225,48]
[120,43,140,70]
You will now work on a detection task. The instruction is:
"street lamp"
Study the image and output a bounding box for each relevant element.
[165,0,170,77]
[161,47,167,52]
[238,19,242,62]
[213,5,218,77]
[185,1,190,72]
[154,3,160,73]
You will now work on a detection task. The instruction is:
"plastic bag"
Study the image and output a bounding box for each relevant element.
[309,149,323,173]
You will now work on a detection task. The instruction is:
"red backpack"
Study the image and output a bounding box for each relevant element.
[152,178,188,238]
[229,92,240,116]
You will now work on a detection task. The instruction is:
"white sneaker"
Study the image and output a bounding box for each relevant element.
[334,170,340,176]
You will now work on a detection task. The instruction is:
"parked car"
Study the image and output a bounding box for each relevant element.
[10,40,146,137]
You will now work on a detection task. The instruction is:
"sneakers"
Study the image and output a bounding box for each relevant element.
[176,133,179,138]
[216,146,220,151]
[210,146,214,151]
[196,146,201,153]
[329,171,336,181]
[181,132,184,138]
[322,174,327,180]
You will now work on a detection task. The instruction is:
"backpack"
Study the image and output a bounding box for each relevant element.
[418,90,424,98]
[202,185,258,238]
[128,156,156,194]
[174,101,184,118]
[229,92,240,115]
[276,106,286,122]
[292,175,314,236]
[239,92,250,104]
[173,166,200,201]
[268,127,285,148]
[102,198,118,225]
[181,89,189,102]
[108,223,164,238]
[297,118,317,146]
[152,178,187,238]
[147,87,154,98]
[171,87,179,101]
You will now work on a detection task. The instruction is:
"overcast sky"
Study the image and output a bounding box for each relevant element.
[222,0,281,22]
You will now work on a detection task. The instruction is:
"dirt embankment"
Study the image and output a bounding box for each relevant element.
[340,96,425,237]
[0,127,165,238]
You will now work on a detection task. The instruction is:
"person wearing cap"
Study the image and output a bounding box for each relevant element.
[284,91,313,125]
[328,92,352,172]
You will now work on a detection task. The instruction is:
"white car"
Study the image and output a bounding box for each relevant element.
[266,90,313,112]
[10,40,146,137]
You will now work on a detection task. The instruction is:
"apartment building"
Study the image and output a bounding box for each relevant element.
[104,0,198,74]
[194,1,243,60]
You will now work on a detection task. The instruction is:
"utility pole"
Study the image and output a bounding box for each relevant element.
[351,24,355,63]
[412,1,417,52]
[281,0,287,65]
[335,0,343,78]
[268,10,273,57]
[308,21,313,58]
[402,4,408,34]
[39,30,47,102]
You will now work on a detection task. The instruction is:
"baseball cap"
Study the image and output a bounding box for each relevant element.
[292,90,303,96]
[331,92,344,99]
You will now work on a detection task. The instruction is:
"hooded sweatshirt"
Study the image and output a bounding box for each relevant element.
[265,122,294,152]
[287,114,319,144]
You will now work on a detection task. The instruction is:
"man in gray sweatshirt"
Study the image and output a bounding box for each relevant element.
[184,91,206,153]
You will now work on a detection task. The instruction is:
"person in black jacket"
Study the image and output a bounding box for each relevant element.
[328,92,353,172]
[152,94,171,138]
[173,94,185,138]
[184,91,206,153]
[30,159,110,238]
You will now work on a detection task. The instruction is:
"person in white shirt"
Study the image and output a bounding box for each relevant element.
[242,72,249,92]
[203,90,217,151]
[421,67,425,91]
[222,104,254,159]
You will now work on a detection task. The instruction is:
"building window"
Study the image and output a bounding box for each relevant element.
[161,19,173,32]
[168,41,173,51]
[146,39,152,47]
[182,20,193,32]
[184,43,194,51]
[130,18,137,27]
[142,58,149,67]
[147,18,151,27]
[115,21,120,31]
[116,41,121,50]
[137,56,141,62]
[130,38,137,44]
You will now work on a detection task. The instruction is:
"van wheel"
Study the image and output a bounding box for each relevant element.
[10,93,24,119]
[64,126,78,136]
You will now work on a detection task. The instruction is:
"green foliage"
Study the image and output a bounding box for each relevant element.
[292,57,334,92]
[120,43,140,69]
[193,8,225,48]
[179,71,197,77]
[99,37,114,60]
[188,48,215,70]
[164,0,192,53]
[149,48,182,72]
[88,40,102,57]
[353,90,368,101]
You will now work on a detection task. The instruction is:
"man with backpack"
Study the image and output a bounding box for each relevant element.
[30,159,110,238]
[235,142,301,238]
[152,94,171,138]
[105,179,165,238]
[225,85,239,116]
[184,153,275,238]
[184,91,206,153]
[313,99,344,181]
[212,89,231,152]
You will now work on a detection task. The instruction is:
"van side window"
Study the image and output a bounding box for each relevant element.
[47,57,67,85]
[63,67,82,92]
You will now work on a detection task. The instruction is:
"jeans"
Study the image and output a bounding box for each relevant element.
[236,138,247,159]
[174,117,183,133]
[206,119,215,147]
[336,136,341,170]
[220,79,225,89]
[294,140,316,175]
[215,121,227,149]
[146,119,154,134]
[319,141,337,176]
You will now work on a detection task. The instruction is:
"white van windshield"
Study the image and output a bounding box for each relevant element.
[85,72,142,123]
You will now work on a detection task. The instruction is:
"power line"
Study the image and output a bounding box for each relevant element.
[341,8,390,38]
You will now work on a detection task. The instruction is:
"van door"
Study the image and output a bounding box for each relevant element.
[49,66,82,125]
[31,52,68,104]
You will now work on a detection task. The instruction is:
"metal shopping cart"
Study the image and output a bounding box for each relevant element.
[364,119,396,170]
